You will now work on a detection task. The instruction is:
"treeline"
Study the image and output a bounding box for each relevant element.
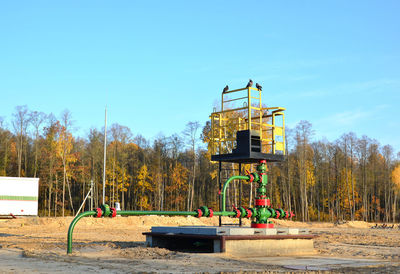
[0,105,399,222]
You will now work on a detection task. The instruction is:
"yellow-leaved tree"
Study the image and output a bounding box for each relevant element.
[392,165,400,222]
[339,168,357,219]
[136,164,153,210]
[168,162,189,211]
[57,123,76,216]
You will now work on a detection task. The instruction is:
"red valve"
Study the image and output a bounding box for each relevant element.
[245,208,252,218]
[232,205,241,218]
[246,170,254,182]
[196,209,203,218]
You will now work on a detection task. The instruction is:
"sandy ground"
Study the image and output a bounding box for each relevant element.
[0,216,399,273]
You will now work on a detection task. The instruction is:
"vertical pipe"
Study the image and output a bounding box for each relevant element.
[103,106,107,205]
[90,180,93,211]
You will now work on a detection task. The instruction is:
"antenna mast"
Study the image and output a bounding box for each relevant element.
[103,106,107,205]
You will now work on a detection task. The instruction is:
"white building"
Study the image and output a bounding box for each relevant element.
[0,177,39,216]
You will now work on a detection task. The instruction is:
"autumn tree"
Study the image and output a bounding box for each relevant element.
[30,111,46,178]
[183,121,200,211]
[136,164,153,210]
[12,105,30,177]
[392,165,400,222]
[0,117,12,176]
[58,110,75,216]
[295,120,314,221]
[168,162,189,211]
[41,118,61,216]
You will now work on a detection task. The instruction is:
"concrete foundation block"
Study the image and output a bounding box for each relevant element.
[288,228,299,235]
[299,228,309,234]
[277,228,289,235]
[257,228,278,235]
[225,239,315,256]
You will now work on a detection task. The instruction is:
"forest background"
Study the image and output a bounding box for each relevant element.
[1,104,400,223]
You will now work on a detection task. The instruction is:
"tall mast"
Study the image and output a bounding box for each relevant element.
[102,106,107,205]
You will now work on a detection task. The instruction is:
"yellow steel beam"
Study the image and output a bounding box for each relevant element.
[211,106,248,114]
[223,96,248,103]
[264,107,286,111]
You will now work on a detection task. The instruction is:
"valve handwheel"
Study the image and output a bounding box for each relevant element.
[196,209,203,218]
[96,208,102,218]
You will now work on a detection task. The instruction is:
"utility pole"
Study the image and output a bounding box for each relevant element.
[90,180,94,211]
[103,106,107,205]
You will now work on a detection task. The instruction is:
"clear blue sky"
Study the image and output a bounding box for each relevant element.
[1,1,399,153]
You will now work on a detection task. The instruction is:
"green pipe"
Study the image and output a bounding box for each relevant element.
[67,210,96,254]
[67,207,241,254]
[221,175,249,212]
[213,211,236,217]
[118,210,236,217]
[118,211,198,216]
[67,209,225,254]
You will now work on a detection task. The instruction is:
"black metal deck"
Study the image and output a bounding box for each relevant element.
[211,152,285,163]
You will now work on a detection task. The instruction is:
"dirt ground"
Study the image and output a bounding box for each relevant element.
[0,216,399,273]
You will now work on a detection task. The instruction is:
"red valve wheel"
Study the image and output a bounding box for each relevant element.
[196,209,203,218]
[96,208,102,218]
[232,206,241,218]
[246,208,252,218]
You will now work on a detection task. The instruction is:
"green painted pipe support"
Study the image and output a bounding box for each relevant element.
[221,175,250,212]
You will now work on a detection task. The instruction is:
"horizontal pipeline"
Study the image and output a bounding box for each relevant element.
[67,209,236,254]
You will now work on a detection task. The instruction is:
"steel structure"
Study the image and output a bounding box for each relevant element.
[210,86,285,157]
